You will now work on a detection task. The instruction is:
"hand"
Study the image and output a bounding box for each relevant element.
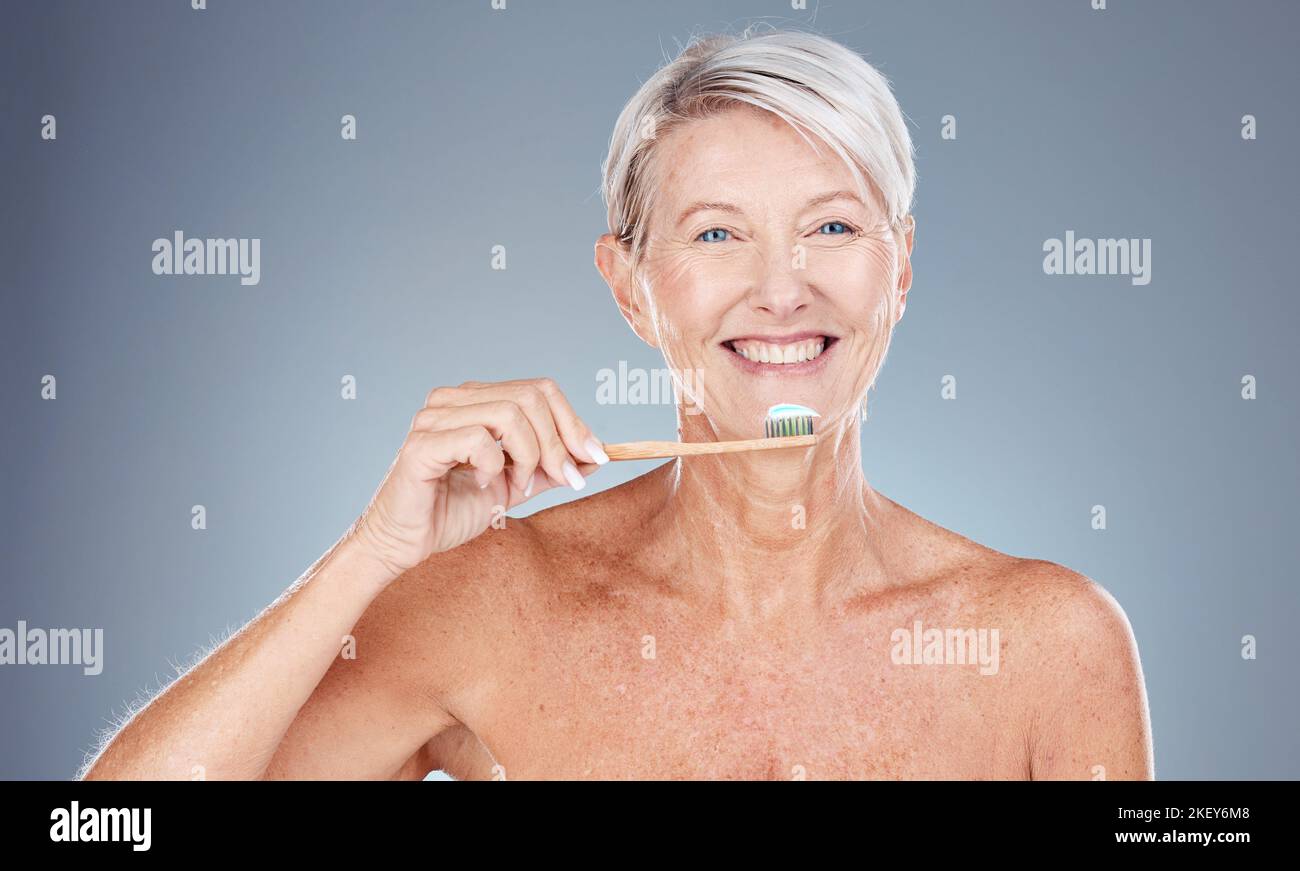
[353,377,609,577]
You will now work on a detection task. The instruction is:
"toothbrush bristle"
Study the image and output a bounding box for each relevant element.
[764,414,815,438]
[763,404,819,438]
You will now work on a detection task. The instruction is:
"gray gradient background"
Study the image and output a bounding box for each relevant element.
[2,0,1297,780]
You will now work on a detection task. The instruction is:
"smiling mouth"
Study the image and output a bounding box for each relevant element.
[722,335,838,365]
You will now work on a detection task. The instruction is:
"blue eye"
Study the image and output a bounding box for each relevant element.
[698,228,731,243]
[818,221,852,235]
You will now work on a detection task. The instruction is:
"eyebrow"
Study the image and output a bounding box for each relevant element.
[674,189,867,228]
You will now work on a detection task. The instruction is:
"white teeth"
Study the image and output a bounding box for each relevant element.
[729,337,828,365]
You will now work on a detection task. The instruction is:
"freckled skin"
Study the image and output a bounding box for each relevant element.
[281,105,1153,781]
[374,470,1152,781]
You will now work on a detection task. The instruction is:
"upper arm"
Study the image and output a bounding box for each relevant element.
[263,533,515,780]
[1017,562,1154,781]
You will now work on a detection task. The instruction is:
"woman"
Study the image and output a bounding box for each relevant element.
[82,27,1153,780]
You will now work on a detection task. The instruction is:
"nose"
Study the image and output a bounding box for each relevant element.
[747,242,811,320]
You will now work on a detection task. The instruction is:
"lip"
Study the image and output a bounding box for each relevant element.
[723,330,831,344]
[720,333,839,376]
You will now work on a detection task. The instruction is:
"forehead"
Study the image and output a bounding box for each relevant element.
[653,106,858,208]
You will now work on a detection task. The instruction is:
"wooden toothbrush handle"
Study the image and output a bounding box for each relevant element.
[602,434,817,461]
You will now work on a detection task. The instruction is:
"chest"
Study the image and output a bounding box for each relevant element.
[469,593,1026,779]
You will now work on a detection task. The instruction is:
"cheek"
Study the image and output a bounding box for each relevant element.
[803,240,898,323]
[651,238,760,297]
[642,245,743,349]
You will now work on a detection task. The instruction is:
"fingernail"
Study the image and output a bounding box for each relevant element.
[523,473,535,499]
[584,436,610,466]
[562,460,586,491]
[479,477,491,490]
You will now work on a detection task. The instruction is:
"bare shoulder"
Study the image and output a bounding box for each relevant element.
[354,513,547,726]
[1003,558,1152,777]
[887,496,1137,649]
[959,549,1151,778]
[972,552,1139,670]
[385,467,664,687]
[893,506,1152,778]
[993,557,1140,668]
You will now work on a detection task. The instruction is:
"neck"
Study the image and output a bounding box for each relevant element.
[650,408,893,625]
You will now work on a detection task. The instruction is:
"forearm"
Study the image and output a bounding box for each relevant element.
[81,531,396,780]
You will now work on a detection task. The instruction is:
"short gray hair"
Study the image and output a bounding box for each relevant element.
[600,25,916,279]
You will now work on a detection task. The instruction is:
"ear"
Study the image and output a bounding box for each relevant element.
[894,215,916,324]
[595,233,660,349]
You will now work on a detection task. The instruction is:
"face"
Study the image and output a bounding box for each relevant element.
[597,105,914,441]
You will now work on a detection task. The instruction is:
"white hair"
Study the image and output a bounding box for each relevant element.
[600,25,917,281]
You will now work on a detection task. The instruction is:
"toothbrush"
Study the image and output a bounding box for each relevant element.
[601,404,820,461]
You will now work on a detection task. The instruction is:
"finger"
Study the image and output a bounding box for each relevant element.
[401,425,504,488]
[411,401,540,494]
[504,460,601,510]
[425,382,584,491]
[529,377,609,466]
[505,467,554,508]
[507,383,585,489]
[429,380,605,465]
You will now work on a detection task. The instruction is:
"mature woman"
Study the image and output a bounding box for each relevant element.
[83,28,1153,780]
